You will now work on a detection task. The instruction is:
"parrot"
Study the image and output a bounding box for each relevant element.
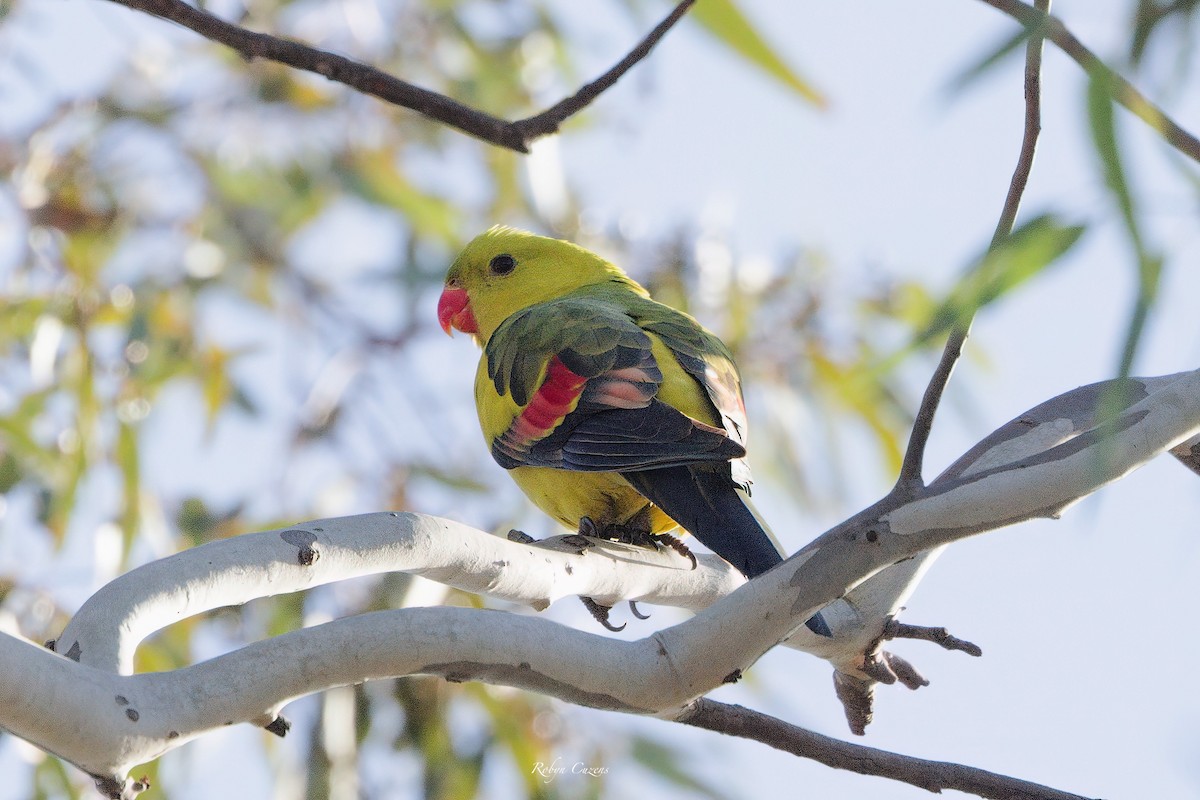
[438,226,829,636]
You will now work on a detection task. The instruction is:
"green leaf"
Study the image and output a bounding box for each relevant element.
[0,388,56,476]
[32,755,78,800]
[945,27,1033,95]
[1131,0,1200,65]
[116,419,140,558]
[686,0,826,107]
[630,735,734,799]
[409,463,491,493]
[0,450,21,493]
[1087,72,1138,238]
[1087,69,1162,376]
[945,7,1055,96]
[914,214,1087,347]
[341,150,461,244]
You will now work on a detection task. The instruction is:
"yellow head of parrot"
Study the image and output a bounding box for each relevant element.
[439,226,647,343]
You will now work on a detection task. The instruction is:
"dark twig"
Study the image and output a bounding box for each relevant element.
[986,0,1050,254]
[832,673,876,735]
[879,651,931,689]
[513,0,697,140]
[103,0,695,153]
[681,700,1098,800]
[978,0,1200,164]
[884,619,984,657]
[895,0,1050,489]
[860,650,931,689]
[105,0,523,148]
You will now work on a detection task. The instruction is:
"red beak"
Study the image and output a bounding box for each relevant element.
[437,285,478,335]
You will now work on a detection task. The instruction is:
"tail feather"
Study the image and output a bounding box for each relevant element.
[623,465,780,577]
[622,465,831,636]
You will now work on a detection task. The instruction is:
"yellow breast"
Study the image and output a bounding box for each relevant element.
[473,335,714,535]
[506,465,676,533]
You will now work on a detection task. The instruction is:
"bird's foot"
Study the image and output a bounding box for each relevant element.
[610,524,655,546]
[579,596,626,632]
[575,521,653,625]
[506,529,537,544]
[648,532,697,570]
[576,516,696,569]
[576,516,604,539]
[577,513,655,544]
[576,515,648,543]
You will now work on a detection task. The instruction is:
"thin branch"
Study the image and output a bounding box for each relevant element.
[15,369,1200,795]
[102,0,696,153]
[680,700,1098,800]
[897,0,1050,488]
[514,0,697,140]
[56,514,744,674]
[883,618,983,656]
[895,328,968,488]
[105,0,522,148]
[978,0,1200,164]
[987,0,1050,253]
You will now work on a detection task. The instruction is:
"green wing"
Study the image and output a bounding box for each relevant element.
[629,295,750,451]
[484,292,744,472]
[487,295,651,406]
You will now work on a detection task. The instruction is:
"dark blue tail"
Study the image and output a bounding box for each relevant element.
[622,465,831,636]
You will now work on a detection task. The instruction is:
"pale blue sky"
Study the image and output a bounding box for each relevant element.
[541,3,1200,798]
[1,1,1199,798]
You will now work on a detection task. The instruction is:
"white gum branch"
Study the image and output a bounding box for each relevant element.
[7,369,1199,794]
[57,513,746,674]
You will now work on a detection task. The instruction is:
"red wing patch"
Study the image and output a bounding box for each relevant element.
[492,349,664,469]
[581,365,659,409]
[494,357,587,463]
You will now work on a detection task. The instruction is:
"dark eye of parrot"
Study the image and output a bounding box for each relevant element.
[489,254,517,275]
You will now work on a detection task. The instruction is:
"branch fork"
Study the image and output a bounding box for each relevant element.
[1,368,1194,798]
